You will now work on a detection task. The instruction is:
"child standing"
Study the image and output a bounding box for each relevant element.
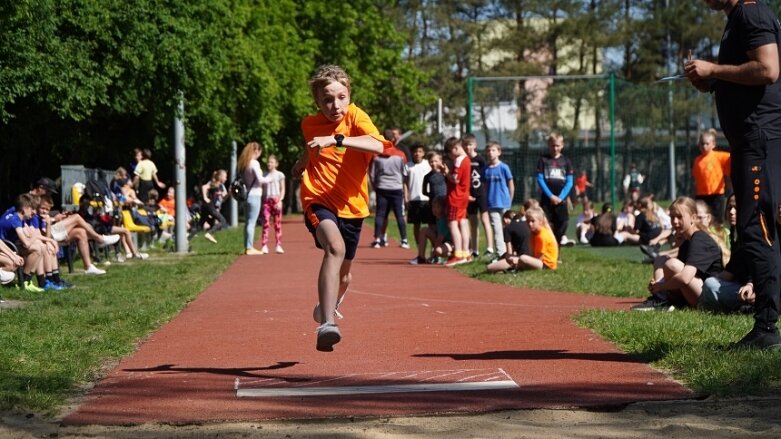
[422,151,448,217]
[292,64,390,352]
[537,132,575,247]
[483,141,514,259]
[575,170,592,205]
[443,137,472,266]
[405,143,432,251]
[261,155,286,254]
[463,133,493,257]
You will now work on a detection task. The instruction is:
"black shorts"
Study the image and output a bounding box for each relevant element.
[304,204,364,260]
[407,200,432,225]
[467,194,488,215]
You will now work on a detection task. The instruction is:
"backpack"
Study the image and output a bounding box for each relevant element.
[229,177,248,202]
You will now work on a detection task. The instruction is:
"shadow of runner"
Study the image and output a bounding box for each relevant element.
[413,350,645,363]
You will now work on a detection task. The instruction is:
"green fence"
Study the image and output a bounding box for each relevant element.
[467,74,721,206]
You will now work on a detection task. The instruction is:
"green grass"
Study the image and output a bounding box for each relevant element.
[379,215,781,396]
[0,229,242,414]
[2,214,780,416]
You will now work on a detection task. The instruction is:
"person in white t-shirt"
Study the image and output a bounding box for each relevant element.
[405,143,432,251]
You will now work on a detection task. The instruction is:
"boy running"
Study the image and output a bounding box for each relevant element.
[292,64,391,352]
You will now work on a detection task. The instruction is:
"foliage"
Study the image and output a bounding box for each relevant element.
[0,0,430,205]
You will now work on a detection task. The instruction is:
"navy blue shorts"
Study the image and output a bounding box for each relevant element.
[304,204,364,260]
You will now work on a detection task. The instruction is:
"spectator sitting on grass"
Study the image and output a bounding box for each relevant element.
[501,206,557,271]
[575,201,595,245]
[487,208,532,273]
[699,244,754,314]
[632,196,723,312]
[636,195,670,260]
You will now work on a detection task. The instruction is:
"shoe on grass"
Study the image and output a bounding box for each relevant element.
[85,265,106,275]
[444,256,468,267]
[631,295,675,312]
[42,280,65,291]
[204,232,218,244]
[730,327,781,350]
[316,322,342,352]
[20,280,45,293]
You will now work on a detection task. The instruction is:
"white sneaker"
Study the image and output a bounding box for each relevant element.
[85,265,106,275]
[261,245,269,254]
[579,235,589,245]
[134,252,149,260]
[560,236,575,247]
[275,245,284,254]
[0,269,15,285]
[100,234,120,246]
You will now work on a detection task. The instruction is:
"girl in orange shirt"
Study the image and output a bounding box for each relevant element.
[507,206,558,270]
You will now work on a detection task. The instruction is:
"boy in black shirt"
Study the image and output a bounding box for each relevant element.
[536,132,575,247]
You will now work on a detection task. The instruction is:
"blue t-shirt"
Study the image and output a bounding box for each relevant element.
[484,162,513,209]
[0,210,24,242]
[29,214,46,233]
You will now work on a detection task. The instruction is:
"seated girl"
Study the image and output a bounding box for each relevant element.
[502,206,558,271]
[487,208,532,273]
[634,196,723,310]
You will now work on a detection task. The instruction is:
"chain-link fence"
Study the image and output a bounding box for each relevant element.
[467,74,723,205]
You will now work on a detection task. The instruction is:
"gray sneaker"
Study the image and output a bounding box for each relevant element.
[313,292,347,323]
[631,296,675,312]
[316,323,341,352]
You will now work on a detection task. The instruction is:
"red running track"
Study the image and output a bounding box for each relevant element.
[65,217,691,425]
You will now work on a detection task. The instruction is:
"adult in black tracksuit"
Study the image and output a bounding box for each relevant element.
[536,132,574,247]
[686,0,781,349]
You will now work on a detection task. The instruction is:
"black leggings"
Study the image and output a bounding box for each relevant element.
[199,203,226,233]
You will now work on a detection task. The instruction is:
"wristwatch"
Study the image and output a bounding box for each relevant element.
[334,134,344,147]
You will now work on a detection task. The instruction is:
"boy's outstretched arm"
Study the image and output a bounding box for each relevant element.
[308,135,383,154]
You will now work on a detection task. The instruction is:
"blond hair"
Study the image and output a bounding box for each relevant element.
[238,142,262,173]
[309,64,351,102]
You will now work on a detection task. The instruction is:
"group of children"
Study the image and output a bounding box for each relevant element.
[0,180,126,292]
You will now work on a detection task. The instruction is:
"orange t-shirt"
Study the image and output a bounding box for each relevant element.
[159,197,176,218]
[532,226,559,270]
[300,103,391,218]
[575,175,587,193]
[693,150,730,196]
